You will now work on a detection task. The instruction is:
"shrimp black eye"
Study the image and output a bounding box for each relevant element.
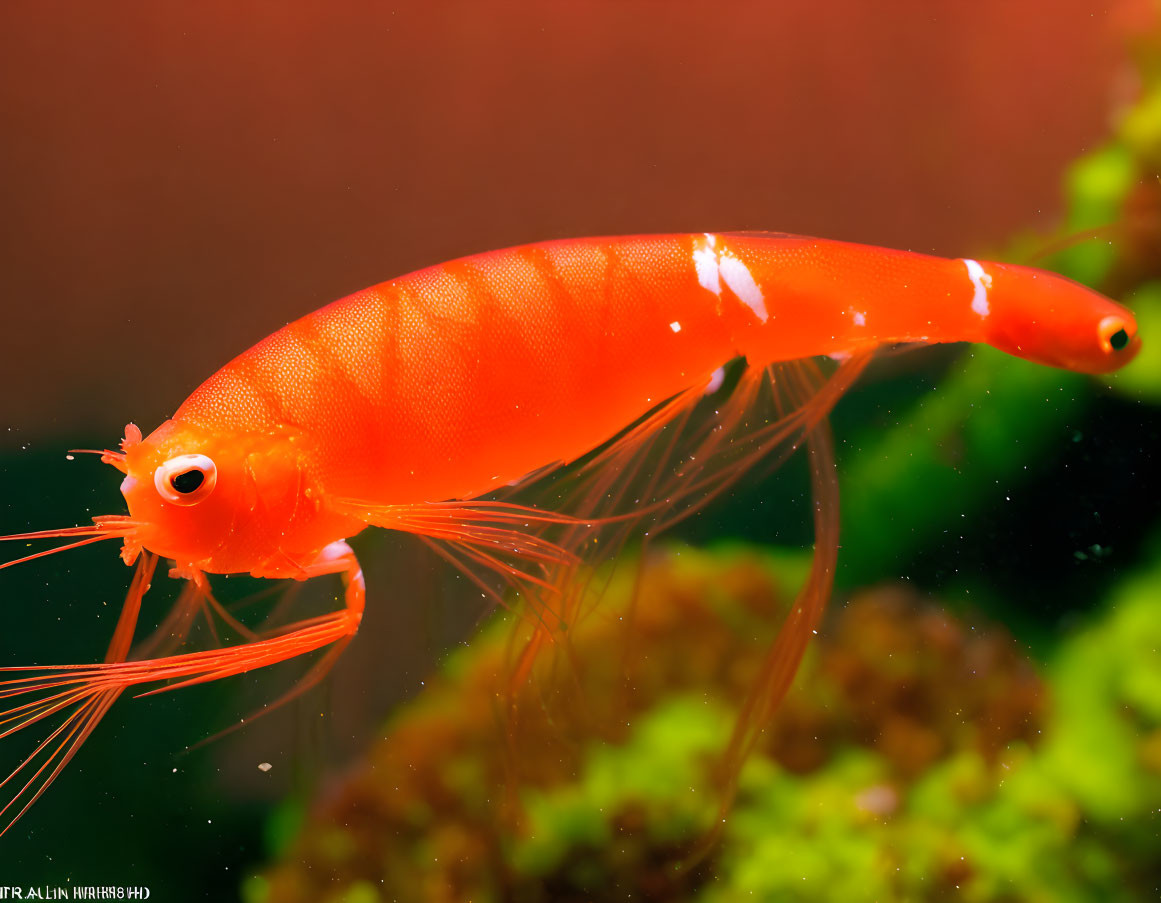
[1098,315,1134,356]
[171,469,205,494]
[154,454,217,506]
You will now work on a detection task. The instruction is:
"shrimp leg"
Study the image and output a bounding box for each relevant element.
[135,540,366,694]
[0,553,156,835]
[0,542,364,733]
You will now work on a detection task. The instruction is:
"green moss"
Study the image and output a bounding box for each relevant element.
[513,697,732,878]
[254,535,1161,902]
[1041,546,1161,825]
[708,752,896,902]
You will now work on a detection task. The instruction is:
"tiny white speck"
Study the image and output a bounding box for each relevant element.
[853,311,866,326]
[258,762,272,772]
[669,321,682,333]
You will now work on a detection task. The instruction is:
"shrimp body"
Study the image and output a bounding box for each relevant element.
[176,235,980,512]
[0,231,1140,834]
[141,233,1135,576]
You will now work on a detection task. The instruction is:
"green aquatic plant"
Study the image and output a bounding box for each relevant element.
[248,546,1073,903]
[836,344,1090,586]
[250,542,1161,902]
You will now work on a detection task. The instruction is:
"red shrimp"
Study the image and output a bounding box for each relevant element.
[0,232,1140,832]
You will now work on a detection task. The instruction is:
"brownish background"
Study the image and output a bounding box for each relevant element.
[0,5,1156,891]
[0,1,1148,443]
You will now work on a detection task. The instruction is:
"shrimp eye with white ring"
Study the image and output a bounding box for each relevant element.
[154,454,217,506]
[1098,316,1133,354]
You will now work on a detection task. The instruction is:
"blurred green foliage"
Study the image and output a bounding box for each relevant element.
[1109,281,1161,400]
[837,344,1088,587]
[251,542,1161,903]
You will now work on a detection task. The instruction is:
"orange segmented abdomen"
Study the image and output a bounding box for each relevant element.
[175,234,980,506]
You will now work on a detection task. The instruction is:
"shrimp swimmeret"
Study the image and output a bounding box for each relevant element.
[0,232,1141,833]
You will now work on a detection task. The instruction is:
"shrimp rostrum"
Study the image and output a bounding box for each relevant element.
[0,233,1140,833]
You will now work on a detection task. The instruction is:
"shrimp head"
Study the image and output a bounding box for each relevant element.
[119,420,356,576]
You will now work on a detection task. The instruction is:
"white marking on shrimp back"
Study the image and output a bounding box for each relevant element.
[691,233,769,323]
[718,250,768,322]
[693,234,721,296]
[961,258,992,318]
[669,320,682,333]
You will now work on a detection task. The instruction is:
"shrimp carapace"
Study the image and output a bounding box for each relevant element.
[0,232,1140,834]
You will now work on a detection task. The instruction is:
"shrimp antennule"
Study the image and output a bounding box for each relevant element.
[66,448,128,473]
[0,516,139,571]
